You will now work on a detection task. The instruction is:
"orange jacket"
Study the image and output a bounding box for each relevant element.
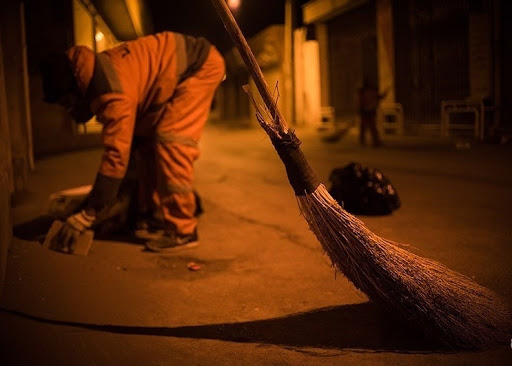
[67,32,212,211]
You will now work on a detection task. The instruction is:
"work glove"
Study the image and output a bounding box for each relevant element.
[51,210,95,254]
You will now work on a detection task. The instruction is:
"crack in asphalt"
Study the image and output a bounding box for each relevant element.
[204,198,317,252]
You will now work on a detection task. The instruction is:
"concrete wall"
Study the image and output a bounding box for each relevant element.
[25,0,102,157]
[0,28,14,296]
[0,0,31,191]
[0,0,34,293]
[294,28,322,127]
[221,23,325,128]
[0,170,11,296]
[316,23,331,108]
[0,0,33,293]
[91,0,154,41]
[498,0,511,132]
[221,25,286,127]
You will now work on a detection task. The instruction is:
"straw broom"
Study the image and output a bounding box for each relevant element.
[210,0,511,349]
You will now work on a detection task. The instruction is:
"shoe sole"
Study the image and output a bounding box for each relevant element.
[145,240,199,253]
[135,229,165,240]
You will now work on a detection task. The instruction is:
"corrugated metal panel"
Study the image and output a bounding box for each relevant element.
[501,0,512,131]
[327,1,377,119]
[394,0,470,127]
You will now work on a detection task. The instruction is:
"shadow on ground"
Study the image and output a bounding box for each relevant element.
[12,215,145,245]
[1,302,451,354]
[13,215,56,242]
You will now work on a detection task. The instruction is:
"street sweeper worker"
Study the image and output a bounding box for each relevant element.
[40,31,225,252]
[357,80,389,147]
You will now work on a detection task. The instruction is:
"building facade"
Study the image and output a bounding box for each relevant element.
[219,23,324,129]
[0,0,152,293]
[303,0,509,138]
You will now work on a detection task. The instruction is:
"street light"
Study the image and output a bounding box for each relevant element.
[95,31,104,42]
[227,0,240,11]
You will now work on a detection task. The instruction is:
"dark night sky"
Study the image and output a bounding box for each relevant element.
[148,0,308,52]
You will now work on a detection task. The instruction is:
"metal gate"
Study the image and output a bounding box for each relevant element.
[327,1,377,120]
[394,0,470,129]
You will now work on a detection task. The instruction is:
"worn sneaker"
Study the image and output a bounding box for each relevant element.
[145,231,199,252]
[134,214,165,240]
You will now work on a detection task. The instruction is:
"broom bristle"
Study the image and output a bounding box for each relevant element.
[297,184,511,349]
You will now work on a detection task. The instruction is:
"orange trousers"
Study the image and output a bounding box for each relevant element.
[135,47,225,235]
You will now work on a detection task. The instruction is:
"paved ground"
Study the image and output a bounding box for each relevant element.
[1,125,511,365]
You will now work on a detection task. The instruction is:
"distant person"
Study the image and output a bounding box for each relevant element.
[357,80,388,147]
[40,31,225,253]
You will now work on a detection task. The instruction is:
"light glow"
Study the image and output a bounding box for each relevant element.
[95,31,104,42]
[228,0,240,10]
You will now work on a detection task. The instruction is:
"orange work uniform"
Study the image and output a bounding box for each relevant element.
[68,32,225,235]
[357,85,382,146]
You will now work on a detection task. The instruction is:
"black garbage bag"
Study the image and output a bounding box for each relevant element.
[328,162,401,215]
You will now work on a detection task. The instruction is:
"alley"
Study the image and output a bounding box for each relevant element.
[1,125,511,365]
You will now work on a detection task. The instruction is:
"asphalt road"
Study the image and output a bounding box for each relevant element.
[1,125,511,365]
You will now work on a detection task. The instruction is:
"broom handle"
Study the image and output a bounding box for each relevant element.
[210,0,289,133]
